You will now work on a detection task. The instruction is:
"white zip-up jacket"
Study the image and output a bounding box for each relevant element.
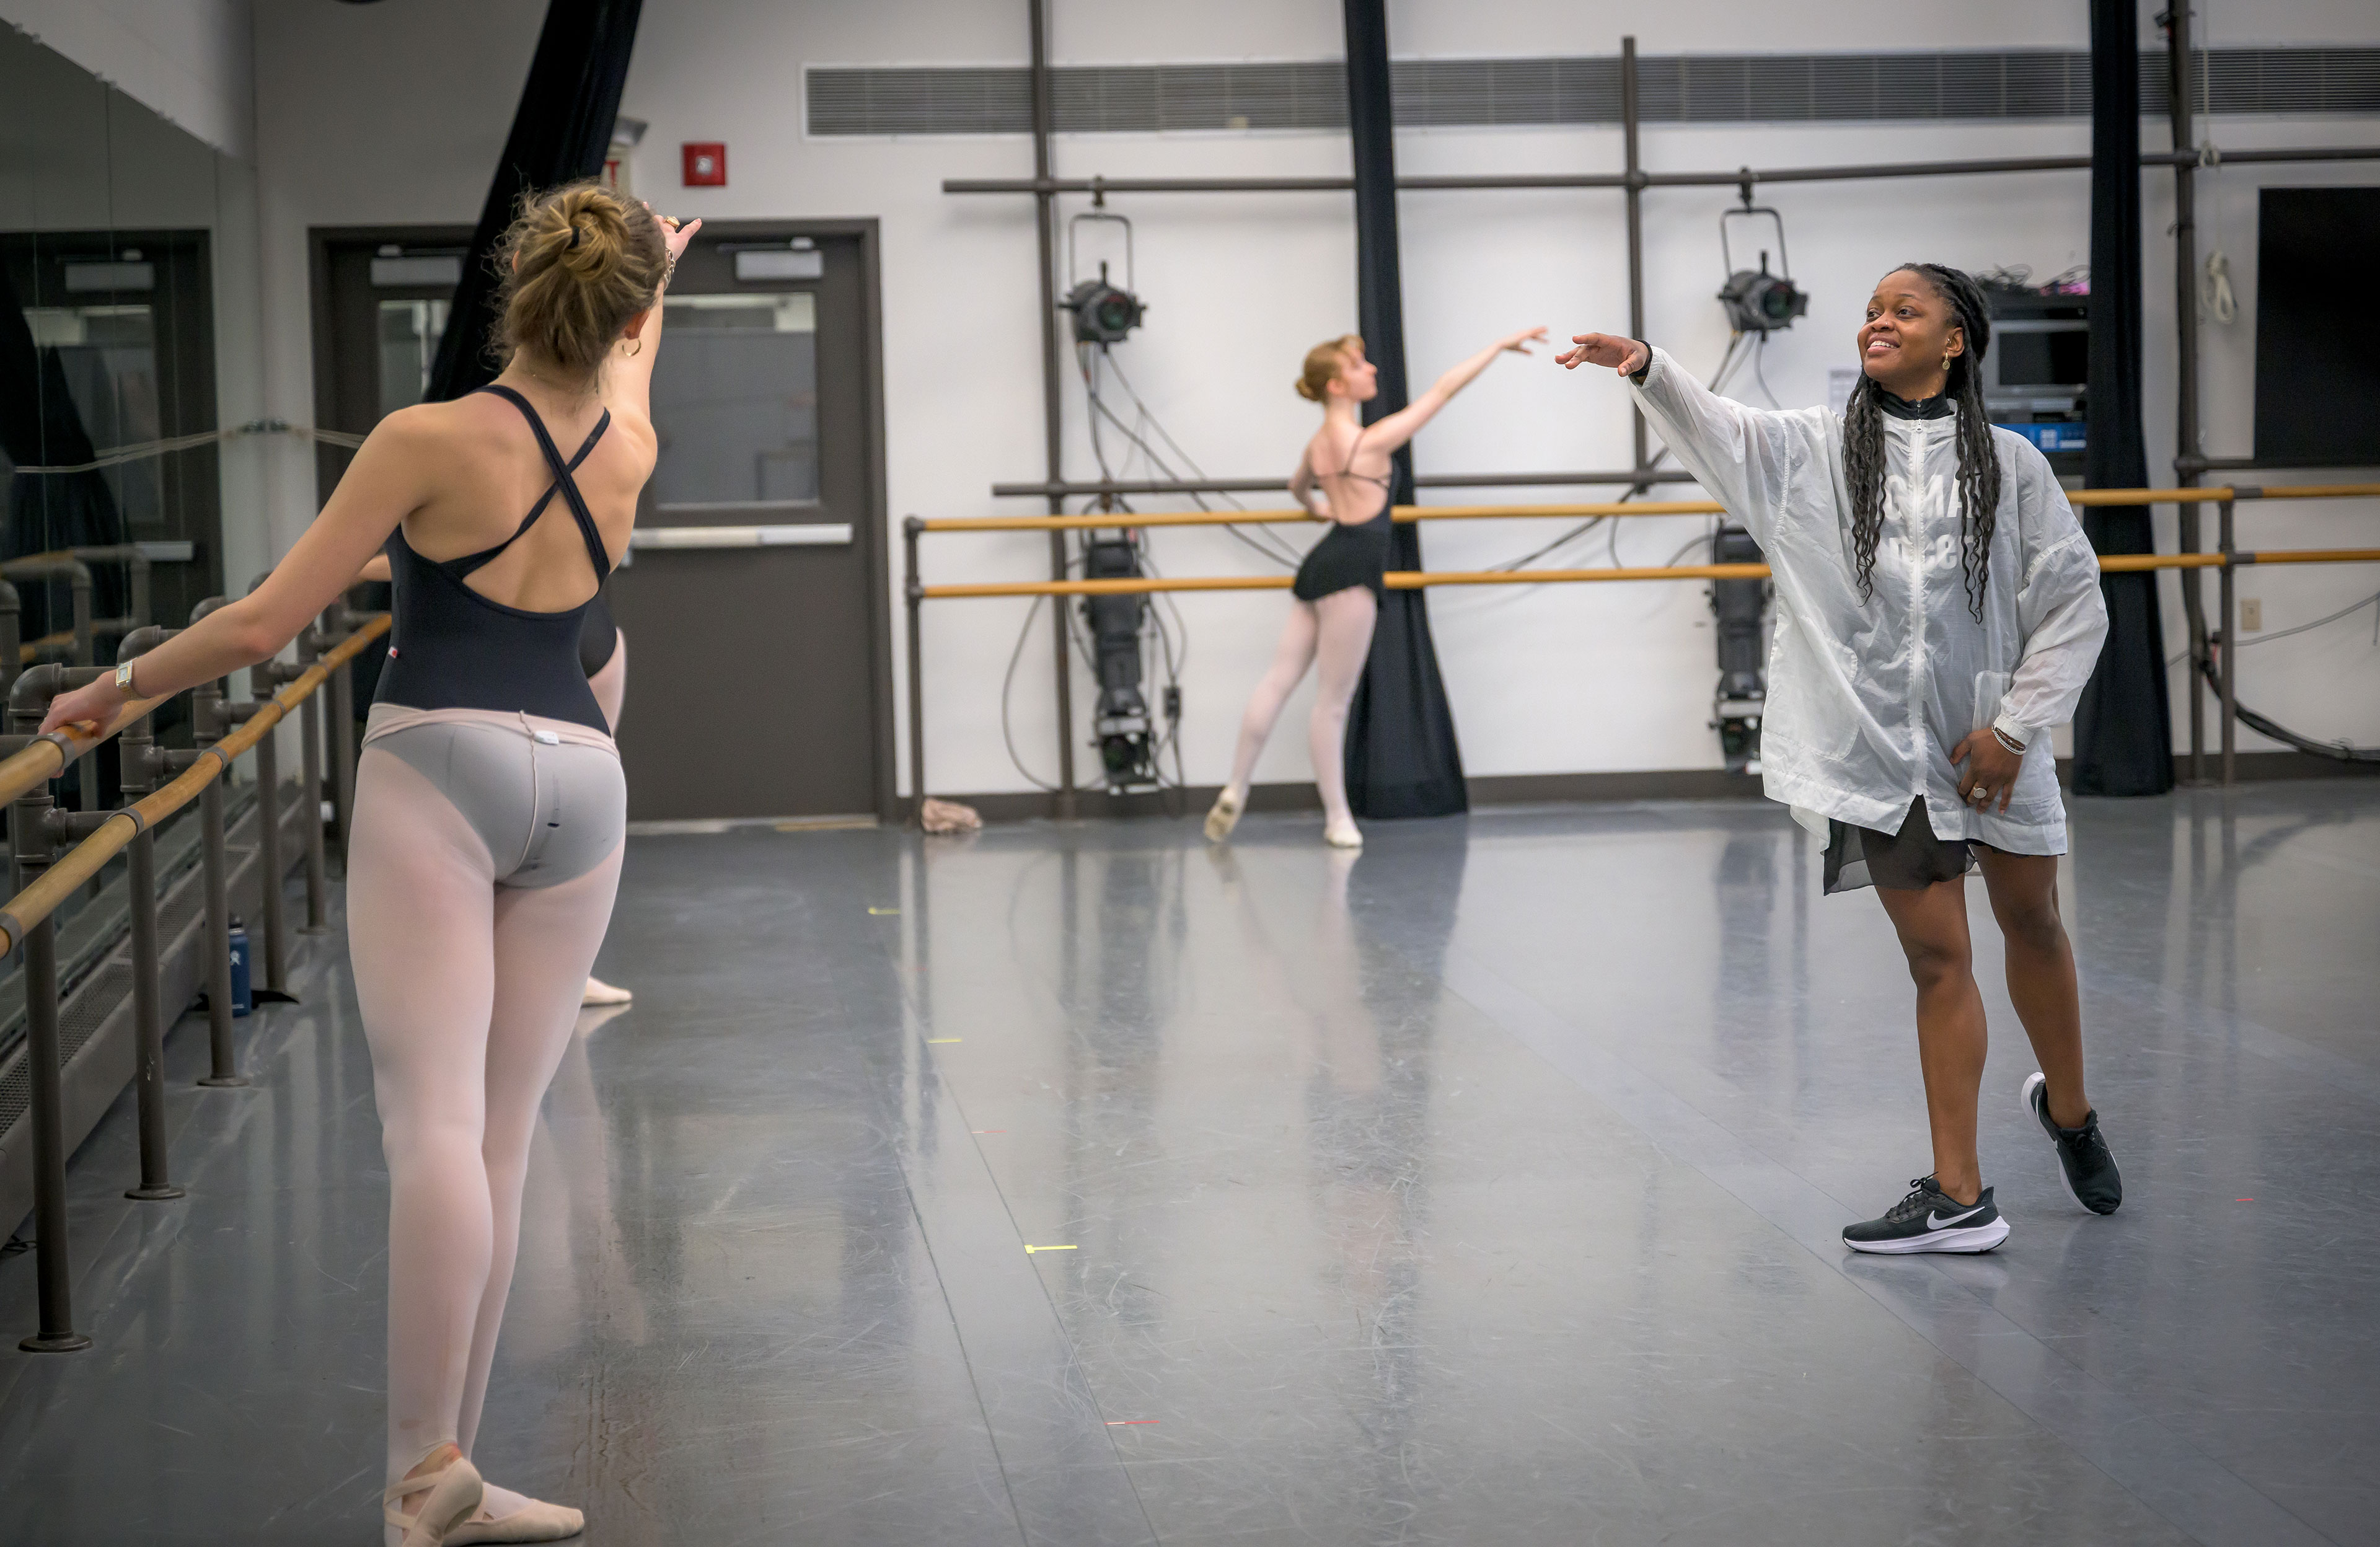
[1630,347,2109,855]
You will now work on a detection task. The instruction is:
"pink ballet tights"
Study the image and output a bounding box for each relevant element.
[347,726,624,1492]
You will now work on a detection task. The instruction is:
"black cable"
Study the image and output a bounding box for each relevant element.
[1477,334,1743,577]
[2234,587,2380,649]
[1082,346,1304,567]
[2199,650,2380,762]
[1751,333,1782,410]
[998,595,1062,791]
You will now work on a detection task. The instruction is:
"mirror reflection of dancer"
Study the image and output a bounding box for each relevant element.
[1559,262,2122,1256]
[1204,327,1544,848]
[49,182,699,1545]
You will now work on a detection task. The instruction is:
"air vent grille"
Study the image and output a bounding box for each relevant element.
[807,46,2380,137]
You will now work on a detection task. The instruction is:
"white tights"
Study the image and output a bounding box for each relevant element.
[1224,587,1378,835]
[348,716,625,1506]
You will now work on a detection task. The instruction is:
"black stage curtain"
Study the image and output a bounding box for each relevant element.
[1339,0,1467,820]
[2072,0,2173,796]
[0,258,129,633]
[426,0,645,403]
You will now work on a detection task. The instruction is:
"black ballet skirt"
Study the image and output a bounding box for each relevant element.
[1292,511,1392,602]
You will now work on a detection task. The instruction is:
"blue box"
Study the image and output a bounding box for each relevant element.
[2000,421,2086,454]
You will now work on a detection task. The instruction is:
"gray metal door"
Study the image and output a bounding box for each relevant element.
[610,227,889,823]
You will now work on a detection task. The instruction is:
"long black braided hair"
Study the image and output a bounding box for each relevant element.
[1842,262,2001,619]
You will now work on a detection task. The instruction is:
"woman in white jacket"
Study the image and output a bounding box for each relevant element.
[1559,262,2122,1255]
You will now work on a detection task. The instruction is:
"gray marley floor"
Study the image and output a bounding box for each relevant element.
[2,781,2378,1546]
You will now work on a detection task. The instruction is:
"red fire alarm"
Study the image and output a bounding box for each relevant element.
[682,143,726,187]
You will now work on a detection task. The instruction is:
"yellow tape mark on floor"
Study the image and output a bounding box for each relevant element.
[927,1038,962,1044]
[867,906,900,915]
[1024,1244,1077,1254]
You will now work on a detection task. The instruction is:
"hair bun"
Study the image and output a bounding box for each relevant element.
[493,179,669,377]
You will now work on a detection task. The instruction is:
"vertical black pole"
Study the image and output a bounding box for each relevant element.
[1028,0,1077,818]
[2166,4,2206,783]
[2073,0,2174,797]
[1339,0,1466,820]
[1622,37,1649,487]
[2218,501,2236,785]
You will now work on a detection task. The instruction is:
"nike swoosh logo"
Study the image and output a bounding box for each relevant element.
[1927,1205,1988,1230]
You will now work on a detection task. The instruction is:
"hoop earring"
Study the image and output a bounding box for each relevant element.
[624,338,643,358]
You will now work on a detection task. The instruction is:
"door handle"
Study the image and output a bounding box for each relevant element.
[630,524,854,550]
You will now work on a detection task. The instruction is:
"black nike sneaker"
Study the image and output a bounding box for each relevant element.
[2022,1072,2123,1215]
[1842,1176,2010,1254]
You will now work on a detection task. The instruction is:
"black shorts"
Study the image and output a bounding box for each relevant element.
[1823,796,1978,894]
[1292,516,1391,603]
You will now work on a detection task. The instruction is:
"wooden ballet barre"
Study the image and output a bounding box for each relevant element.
[0,614,391,847]
[917,547,2380,600]
[919,501,1729,532]
[920,483,2380,535]
[0,614,390,955]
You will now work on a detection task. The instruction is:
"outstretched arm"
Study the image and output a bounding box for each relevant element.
[1358,327,1546,456]
[600,213,702,440]
[1560,331,1796,547]
[39,411,434,733]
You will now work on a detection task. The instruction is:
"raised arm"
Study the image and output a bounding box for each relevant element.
[599,213,701,436]
[1560,331,1801,549]
[1357,327,1546,456]
[38,410,434,733]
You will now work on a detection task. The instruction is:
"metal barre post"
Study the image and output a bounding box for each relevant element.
[295,625,328,932]
[251,699,288,994]
[6,682,92,1351]
[326,604,358,863]
[115,625,182,1200]
[182,597,245,1088]
[904,517,926,829]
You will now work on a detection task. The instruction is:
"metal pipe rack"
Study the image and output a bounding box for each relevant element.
[902,482,2380,822]
[947,9,2380,809]
[0,610,387,1351]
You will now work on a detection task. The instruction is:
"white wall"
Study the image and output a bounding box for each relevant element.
[0,0,254,159]
[245,0,2380,794]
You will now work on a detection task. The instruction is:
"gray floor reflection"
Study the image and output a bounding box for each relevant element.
[1,784,2374,1545]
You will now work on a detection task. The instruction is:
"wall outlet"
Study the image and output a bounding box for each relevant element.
[2240,597,2263,632]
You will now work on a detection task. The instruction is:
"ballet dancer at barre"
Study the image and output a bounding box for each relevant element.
[353,553,635,1008]
[47,180,697,1545]
[1204,326,1545,848]
[1557,262,2122,1256]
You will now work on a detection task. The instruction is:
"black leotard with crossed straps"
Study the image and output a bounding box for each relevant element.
[1291,425,1394,603]
[373,384,616,732]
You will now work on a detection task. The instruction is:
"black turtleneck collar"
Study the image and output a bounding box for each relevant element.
[1877,386,1954,420]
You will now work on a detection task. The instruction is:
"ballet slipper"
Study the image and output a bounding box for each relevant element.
[1204,788,1243,843]
[384,1446,484,1547]
[1323,821,1364,849]
[443,1489,586,1545]
[580,976,632,1006]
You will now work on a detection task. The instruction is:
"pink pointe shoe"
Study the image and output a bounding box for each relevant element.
[384,1448,483,1547]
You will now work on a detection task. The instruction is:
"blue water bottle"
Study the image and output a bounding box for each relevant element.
[227,916,253,1018]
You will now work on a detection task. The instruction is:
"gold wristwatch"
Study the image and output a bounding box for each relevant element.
[115,660,137,699]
